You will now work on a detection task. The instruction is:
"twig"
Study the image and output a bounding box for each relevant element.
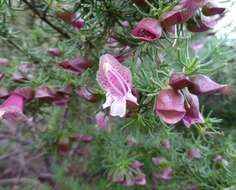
[21,0,70,38]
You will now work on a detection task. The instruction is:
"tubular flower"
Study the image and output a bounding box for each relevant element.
[183,93,204,127]
[131,18,162,42]
[169,72,193,90]
[189,74,228,96]
[155,88,186,124]
[96,54,137,117]
[202,2,225,16]
[186,16,216,33]
[0,94,28,124]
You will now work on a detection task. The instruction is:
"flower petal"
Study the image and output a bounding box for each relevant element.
[110,98,126,117]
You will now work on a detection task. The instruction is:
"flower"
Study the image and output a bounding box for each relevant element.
[131,160,143,169]
[35,86,55,100]
[155,88,186,124]
[47,48,61,57]
[189,74,228,96]
[56,11,84,30]
[96,54,137,117]
[158,167,173,180]
[131,18,162,42]
[12,63,35,82]
[0,93,28,124]
[169,72,193,90]
[187,148,202,160]
[202,2,225,16]
[77,86,99,103]
[160,0,208,28]
[0,58,9,65]
[95,112,109,129]
[59,57,92,76]
[182,93,204,128]
[186,16,216,33]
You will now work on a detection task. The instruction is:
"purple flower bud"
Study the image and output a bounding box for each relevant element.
[169,72,193,90]
[187,148,201,160]
[47,48,61,57]
[152,157,167,166]
[52,93,69,106]
[0,94,28,124]
[132,18,162,42]
[59,57,92,76]
[159,167,173,180]
[182,93,204,128]
[133,175,146,185]
[155,88,186,124]
[35,86,55,100]
[187,16,216,33]
[77,86,99,103]
[0,58,9,65]
[57,84,73,95]
[79,135,93,143]
[13,87,34,101]
[95,112,108,129]
[160,0,208,28]
[132,0,153,7]
[202,2,225,16]
[131,160,143,169]
[189,75,227,96]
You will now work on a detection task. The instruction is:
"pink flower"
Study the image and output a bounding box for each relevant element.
[0,88,9,99]
[183,93,204,128]
[187,148,201,160]
[47,48,61,57]
[77,86,99,103]
[186,16,216,33]
[59,57,92,76]
[0,94,28,124]
[189,75,227,96]
[202,2,225,16]
[97,54,137,117]
[160,0,208,28]
[12,63,35,82]
[131,160,143,169]
[159,167,173,180]
[155,88,186,124]
[169,72,193,90]
[132,18,162,42]
[0,58,9,65]
[35,86,55,100]
[95,112,109,129]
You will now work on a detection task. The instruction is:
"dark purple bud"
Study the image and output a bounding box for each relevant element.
[71,18,85,30]
[132,0,153,7]
[13,87,34,101]
[132,18,162,42]
[159,167,173,180]
[152,157,167,166]
[189,75,227,96]
[35,86,55,100]
[182,93,204,128]
[53,93,69,106]
[131,160,143,169]
[0,88,9,99]
[0,58,9,65]
[187,148,201,160]
[187,16,216,33]
[155,88,186,124]
[169,72,193,90]
[202,2,225,16]
[77,86,99,103]
[47,48,61,57]
[57,137,70,154]
[133,175,146,185]
[59,57,92,75]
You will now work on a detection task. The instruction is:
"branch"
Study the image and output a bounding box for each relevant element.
[22,0,70,39]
